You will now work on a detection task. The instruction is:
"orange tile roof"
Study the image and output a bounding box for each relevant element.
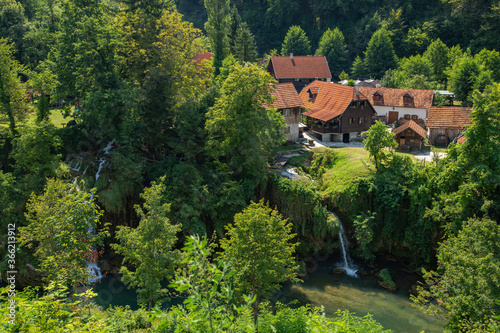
[299,81,368,122]
[426,106,472,129]
[359,87,434,109]
[194,52,213,63]
[269,56,332,79]
[271,83,304,109]
[456,135,466,144]
[393,120,427,139]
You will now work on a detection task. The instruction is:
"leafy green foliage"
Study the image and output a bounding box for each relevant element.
[364,28,398,79]
[220,200,299,320]
[232,22,258,63]
[413,218,500,332]
[362,121,398,169]
[0,38,29,136]
[424,38,450,83]
[19,179,108,288]
[267,175,337,254]
[447,56,481,106]
[378,268,395,287]
[315,28,348,79]
[11,118,62,177]
[204,0,230,74]
[113,177,181,310]
[281,25,311,56]
[206,63,285,186]
[165,235,254,332]
[351,56,367,79]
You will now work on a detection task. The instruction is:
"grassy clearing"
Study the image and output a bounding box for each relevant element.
[0,107,74,130]
[273,144,306,155]
[315,147,373,194]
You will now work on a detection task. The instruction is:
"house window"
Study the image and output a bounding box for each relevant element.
[349,118,354,124]
[403,94,414,104]
[358,116,367,124]
[404,114,411,119]
[284,126,291,134]
[283,109,291,117]
[411,115,418,120]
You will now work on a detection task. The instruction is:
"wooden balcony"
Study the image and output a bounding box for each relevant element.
[309,124,340,134]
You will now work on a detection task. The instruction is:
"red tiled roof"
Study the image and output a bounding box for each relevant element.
[359,87,434,109]
[269,56,332,79]
[299,81,368,122]
[271,83,304,109]
[393,119,427,138]
[457,135,466,144]
[194,52,213,63]
[426,106,473,129]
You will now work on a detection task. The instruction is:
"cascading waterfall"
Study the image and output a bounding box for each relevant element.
[329,212,358,277]
[87,139,115,283]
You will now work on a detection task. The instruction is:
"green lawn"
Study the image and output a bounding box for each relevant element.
[0,107,74,130]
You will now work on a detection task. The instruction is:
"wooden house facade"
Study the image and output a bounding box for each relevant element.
[299,81,376,143]
[270,83,304,142]
[426,106,472,146]
[393,120,427,151]
[267,55,332,92]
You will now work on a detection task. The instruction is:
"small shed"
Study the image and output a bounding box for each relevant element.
[426,106,472,146]
[393,120,427,151]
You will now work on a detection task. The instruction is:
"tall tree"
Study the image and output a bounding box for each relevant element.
[351,56,367,79]
[362,121,398,170]
[206,64,285,186]
[19,179,108,289]
[0,38,29,136]
[447,57,481,106]
[0,0,27,61]
[364,28,398,79]
[204,0,230,75]
[315,28,348,80]
[413,218,500,331]
[475,48,500,82]
[113,177,181,310]
[281,25,311,56]
[220,200,299,322]
[423,39,449,83]
[232,22,258,63]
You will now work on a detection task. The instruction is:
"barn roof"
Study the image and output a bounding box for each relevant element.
[299,81,369,122]
[268,56,332,79]
[426,106,473,129]
[393,120,427,139]
[270,83,304,109]
[359,87,434,109]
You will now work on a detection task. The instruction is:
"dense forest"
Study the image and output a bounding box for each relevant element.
[0,0,499,331]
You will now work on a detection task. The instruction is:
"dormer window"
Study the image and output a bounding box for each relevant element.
[403,92,414,105]
[308,87,319,100]
[373,92,383,101]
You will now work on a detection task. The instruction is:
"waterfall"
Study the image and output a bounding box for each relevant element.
[330,212,358,277]
[86,139,115,283]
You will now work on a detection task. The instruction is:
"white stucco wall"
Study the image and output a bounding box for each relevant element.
[372,106,428,120]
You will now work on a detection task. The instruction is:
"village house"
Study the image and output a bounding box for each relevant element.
[426,106,472,146]
[299,81,376,143]
[359,87,434,125]
[393,120,427,151]
[270,82,304,142]
[267,55,332,92]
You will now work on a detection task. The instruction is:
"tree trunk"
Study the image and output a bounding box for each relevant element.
[149,294,152,311]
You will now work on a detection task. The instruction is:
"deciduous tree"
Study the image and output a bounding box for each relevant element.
[113,177,181,310]
[281,25,311,56]
[204,0,230,75]
[206,64,285,186]
[413,218,500,331]
[424,39,449,83]
[315,28,348,80]
[19,179,108,289]
[362,121,398,170]
[364,28,398,79]
[220,200,299,322]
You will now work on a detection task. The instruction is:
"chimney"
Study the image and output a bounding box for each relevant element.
[355,84,359,97]
[290,53,293,60]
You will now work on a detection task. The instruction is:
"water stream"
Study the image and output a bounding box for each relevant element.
[87,139,114,282]
[330,212,358,277]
